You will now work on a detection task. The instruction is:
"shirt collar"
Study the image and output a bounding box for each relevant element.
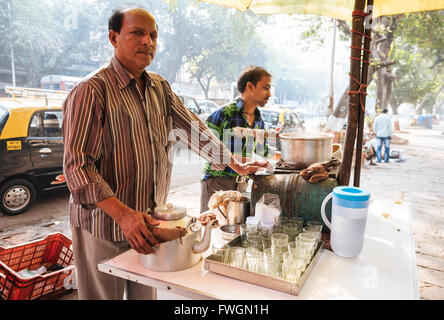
[110,56,154,90]
[235,97,262,119]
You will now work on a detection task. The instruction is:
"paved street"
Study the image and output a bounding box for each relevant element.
[0,123,443,300]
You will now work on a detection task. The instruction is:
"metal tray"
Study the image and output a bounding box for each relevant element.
[204,236,324,296]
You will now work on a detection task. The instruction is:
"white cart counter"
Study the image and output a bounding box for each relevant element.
[98,200,419,300]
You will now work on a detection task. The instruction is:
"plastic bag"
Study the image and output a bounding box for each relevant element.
[255,193,281,225]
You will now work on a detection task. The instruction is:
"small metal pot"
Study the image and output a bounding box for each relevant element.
[279,132,334,166]
[217,198,250,225]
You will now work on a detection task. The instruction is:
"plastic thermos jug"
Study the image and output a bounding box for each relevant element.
[321,186,370,258]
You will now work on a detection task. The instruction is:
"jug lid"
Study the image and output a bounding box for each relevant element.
[153,203,187,220]
[333,186,370,201]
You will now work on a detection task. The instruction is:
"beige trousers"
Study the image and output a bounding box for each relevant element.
[71,226,156,300]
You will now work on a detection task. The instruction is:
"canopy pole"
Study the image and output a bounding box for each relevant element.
[337,0,366,186]
[353,0,374,187]
[328,19,337,116]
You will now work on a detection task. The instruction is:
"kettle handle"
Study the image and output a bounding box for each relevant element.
[321,193,333,230]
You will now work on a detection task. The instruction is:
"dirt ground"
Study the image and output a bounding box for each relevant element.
[0,121,443,300]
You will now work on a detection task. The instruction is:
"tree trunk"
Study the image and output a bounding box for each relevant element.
[197,75,213,100]
[337,0,367,186]
[330,16,399,123]
[391,101,401,131]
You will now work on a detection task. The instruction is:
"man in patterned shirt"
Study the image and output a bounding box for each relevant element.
[200,66,272,213]
[62,8,266,300]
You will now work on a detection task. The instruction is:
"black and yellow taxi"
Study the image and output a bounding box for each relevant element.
[0,100,65,215]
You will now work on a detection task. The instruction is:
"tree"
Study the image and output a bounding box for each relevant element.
[146,0,203,84]
[186,6,267,98]
[390,11,444,115]
[0,0,110,87]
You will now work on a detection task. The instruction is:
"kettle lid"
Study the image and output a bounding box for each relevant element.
[153,203,187,220]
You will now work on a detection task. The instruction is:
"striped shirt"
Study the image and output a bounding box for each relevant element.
[62,56,231,241]
[202,98,268,181]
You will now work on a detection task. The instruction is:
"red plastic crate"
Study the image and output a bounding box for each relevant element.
[0,233,75,300]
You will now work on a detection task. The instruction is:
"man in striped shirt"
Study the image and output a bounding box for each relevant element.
[62,8,266,300]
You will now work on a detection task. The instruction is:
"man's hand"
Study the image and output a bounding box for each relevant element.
[96,197,160,255]
[117,210,160,255]
[228,156,270,176]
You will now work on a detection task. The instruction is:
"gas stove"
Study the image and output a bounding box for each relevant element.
[273,159,309,173]
[251,158,341,224]
[272,158,341,176]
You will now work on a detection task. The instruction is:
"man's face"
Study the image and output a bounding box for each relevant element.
[110,11,158,73]
[250,75,272,107]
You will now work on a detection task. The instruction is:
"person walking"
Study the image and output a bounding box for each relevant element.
[373,109,393,163]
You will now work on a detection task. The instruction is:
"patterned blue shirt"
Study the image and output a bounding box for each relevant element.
[202,98,268,181]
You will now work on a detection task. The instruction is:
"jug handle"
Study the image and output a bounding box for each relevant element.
[321,193,333,230]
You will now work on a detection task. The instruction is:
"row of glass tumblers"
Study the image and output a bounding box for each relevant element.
[212,218,323,284]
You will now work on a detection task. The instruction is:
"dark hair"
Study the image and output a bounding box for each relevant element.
[237,66,272,93]
[109,9,125,33]
[108,8,158,33]
[382,109,388,113]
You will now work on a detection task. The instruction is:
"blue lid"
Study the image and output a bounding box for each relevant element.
[333,186,370,202]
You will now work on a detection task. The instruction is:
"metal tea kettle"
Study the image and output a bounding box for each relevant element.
[138,203,214,272]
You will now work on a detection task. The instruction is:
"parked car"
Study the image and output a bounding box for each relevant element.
[260,106,305,150]
[176,93,210,122]
[0,100,65,215]
[197,100,219,115]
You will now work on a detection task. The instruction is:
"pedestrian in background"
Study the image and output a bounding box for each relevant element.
[373,109,393,163]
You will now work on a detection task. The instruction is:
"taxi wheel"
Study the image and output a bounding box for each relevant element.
[0,179,37,216]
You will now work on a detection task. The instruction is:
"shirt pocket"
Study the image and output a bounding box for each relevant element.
[151,112,174,149]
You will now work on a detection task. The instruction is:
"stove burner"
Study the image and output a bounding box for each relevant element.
[273,158,341,175]
[274,159,309,172]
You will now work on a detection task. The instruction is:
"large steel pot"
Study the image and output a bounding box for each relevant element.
[279,132,334,167]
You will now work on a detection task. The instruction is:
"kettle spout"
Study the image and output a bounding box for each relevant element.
[193,220,215,254]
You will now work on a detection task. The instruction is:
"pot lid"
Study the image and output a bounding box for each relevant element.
[153,203,187,220]
[279,132,334,140]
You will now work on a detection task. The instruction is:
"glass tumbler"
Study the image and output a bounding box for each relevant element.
[261,233,272,250]
[275,216,289,227]
[282,252,304,283]
[246,216,259,233]
[297,234,317,257]
[246,248,262,273]
[307,220,323,232]
[227,246,246,269]
[303,226,322,242]
[282,222,299,242]
[290,217,304,232]
[212,243,228,263]
[271,233,289,259]
[247,235,261,251]
[288,248,310,272]
[287,241,308,258]
[259,255,279,277]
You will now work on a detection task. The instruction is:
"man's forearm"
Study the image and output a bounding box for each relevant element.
[96,196,133,225]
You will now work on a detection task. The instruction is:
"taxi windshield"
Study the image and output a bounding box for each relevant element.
[0,106,9,137]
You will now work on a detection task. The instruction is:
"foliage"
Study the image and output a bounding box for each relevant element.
[390,11,444,113]
[186,6,268,98]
